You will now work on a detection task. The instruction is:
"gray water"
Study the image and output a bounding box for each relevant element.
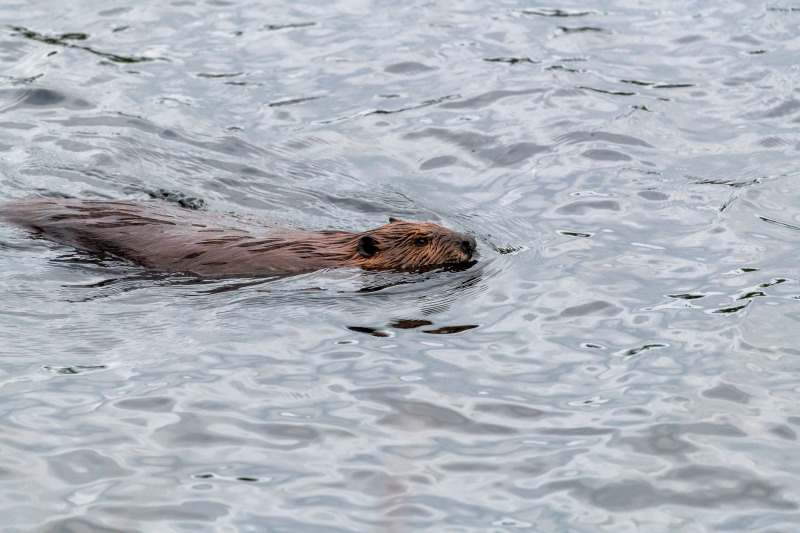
[1,1,799,531]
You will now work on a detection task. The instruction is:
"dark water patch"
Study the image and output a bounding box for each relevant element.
[481,143,548,167]
[557,230,593,238]
[744,98,800,119]
[638,190,669,201]
[8,27,88,45]
[114,396,176,412]
[54,114,159,134]
[49,449,133,484]
[757,136,789,148]
[389,319,433,329]
[197,72,243,79]
[673,34,706,45]
[702,383,752,404]
[653,83,695,89]
[384,62,436,75]
[516,464,796,512]
[318,193,389,213]
[0,87,93,111]
[155,413,327,449]
[473,402,549,420]
[320,467,410,496]
[98,7,133,17]
[321,350,363,360]
[730,34,762,46]
[262,22,316,31]
[719,193,737,212]
[1,73,43,85]
[558,26,610,34]
[579,86,636,96]
[223,81,257,87]
[9,26,158,63]
[419,155,460,170]
[581,149,632,161]
[55,139,97,152]
[557,131,653,148]
[662,466,797,510]
[621,79,654,86]
[712,302,750,314]
[438,461,499,473]
[614,343,668,357]
[406,128,547,166]
[439,89,545,109]
[268,96,324,107]
[345,94,461,119]
[53,270,210,302]
[347,326,391,337]
[484,57,539,65]
[769,425,797,441]
[757,215,800,232]
[667,293,705,300]
[581,342,605,349]
[546,64,585,73]
[382,504,436,519]
[359,394,516,435]
[405,127,494,150]
[758,278,788,289]
[539,427,613,436]
[422,324,479,334]
[722,73,767,87]
[58,33,88,41]
[53,114,268,159]
[23,88,65,106]
[737,290,765,300]
[556,199,622,215]
[584,481,673,511]
[520,9,594,17]
[558,301,622,318]
[692,176,760,187]
[43,364,108,375]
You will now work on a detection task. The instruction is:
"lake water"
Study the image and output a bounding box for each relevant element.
[1,1,799,531]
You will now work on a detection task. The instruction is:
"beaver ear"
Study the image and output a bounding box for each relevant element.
[358,235,380,258]
[389,217,404,223]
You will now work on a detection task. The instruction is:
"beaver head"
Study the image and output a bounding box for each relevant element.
[351,217,477,271]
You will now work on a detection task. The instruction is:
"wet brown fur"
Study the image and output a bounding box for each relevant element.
[0,198,476,277]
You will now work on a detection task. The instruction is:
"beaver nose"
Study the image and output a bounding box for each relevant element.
[460,234,477,256]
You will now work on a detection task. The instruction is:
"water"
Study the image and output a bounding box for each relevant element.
[1,1,799,531]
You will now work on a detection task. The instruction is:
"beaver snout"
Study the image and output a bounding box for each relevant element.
[460,234,477,257]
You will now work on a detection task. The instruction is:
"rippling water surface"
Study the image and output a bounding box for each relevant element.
[2,1,800,531]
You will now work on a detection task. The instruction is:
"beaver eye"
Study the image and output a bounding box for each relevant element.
[414,237,429,247]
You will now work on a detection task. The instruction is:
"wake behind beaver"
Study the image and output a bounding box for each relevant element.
[0,198,477,277]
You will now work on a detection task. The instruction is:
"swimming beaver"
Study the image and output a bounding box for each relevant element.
[0,198,477,277]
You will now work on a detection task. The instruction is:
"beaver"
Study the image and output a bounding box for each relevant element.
[0,198,477,277]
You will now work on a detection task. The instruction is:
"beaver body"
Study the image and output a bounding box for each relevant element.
[0,198,476,277]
